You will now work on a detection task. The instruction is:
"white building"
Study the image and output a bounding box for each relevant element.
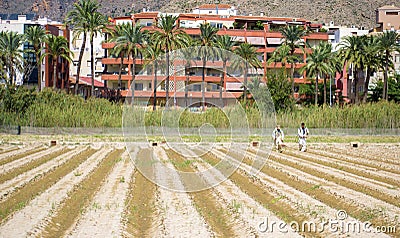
[192,4,237,16]
[0,14,63,88]
[69,31,105,83]
[323,21,370,50]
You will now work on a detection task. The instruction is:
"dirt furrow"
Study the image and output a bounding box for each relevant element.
[235,147,400,235]
[38,148,124,238]
[67,150,134,238]
[179,146,302,237]
[0,145,45,166]
[151,147,213,237]
[0,146,63,175]
[0,147,109,237]
[123,148,158,237]
[0,146,85,201]
[283,148,400,188]
[318,144,400,165]
[303,146,400,174]
[253,148,400,205]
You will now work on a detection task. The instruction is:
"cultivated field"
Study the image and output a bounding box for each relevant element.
[0,137,399,237]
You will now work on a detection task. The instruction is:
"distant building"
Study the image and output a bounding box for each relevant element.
[375,5,400,79]
[101,10,328,105]
[0,14,70,90]
[376,5,400,32]
[69,31,105,97]
[323,22,370,102]
[192,4,237,16]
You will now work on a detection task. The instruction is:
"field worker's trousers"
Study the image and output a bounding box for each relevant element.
[299,138,307,152]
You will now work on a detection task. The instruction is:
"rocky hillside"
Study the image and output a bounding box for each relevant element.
[0,0,396,28]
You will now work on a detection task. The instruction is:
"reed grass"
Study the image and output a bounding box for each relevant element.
[1,88,399,129]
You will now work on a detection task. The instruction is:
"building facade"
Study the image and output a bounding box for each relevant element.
[0,14,70,90]
[101,5,328,106]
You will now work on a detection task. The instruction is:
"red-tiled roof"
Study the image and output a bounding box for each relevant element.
[70,76,104,87]
[197,4,232,9]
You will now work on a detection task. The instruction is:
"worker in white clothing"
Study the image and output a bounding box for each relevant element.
[298,122,309,152]
[272,125,284,153]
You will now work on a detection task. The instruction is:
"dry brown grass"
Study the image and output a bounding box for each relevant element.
[39,148,123,238]
[0,146,46,166]
[0,147,96,223]
[0,147,71,184]
[165,149,235,237]
[0,147,19,155]
[124,148,157,237]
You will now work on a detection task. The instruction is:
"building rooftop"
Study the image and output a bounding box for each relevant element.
[377,5,400,10]
[197,4,232,10]
[0,13,37,21]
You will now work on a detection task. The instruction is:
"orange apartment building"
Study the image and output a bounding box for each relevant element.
[101,6,328,106]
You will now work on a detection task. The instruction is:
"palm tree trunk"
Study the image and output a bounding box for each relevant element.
[53,59,57,89]
[165,46,170,109]
[201,57,206,111]
[36,51,41,92]
[323,74,327,105]
[363,67,371,103]
[184,63,189,107]
[243,62,248,105]
[118,53,123,90]
[219,60,226,107]
[315,74,319,106]
[290,62,295,97]
[131,55,136,105]
[75,33,87,95]
[383,52,389,100]
[117,53,123,102]
[90,36,95,97]
[153,62,158,111]
[354,68,358,104]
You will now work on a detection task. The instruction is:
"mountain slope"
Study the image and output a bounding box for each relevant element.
[0,0,395,28]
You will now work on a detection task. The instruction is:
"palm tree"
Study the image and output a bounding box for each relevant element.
[301,41,332,106]
[361,35,383,103]
[25,25,47,91]
[143,34,164,110]
[108,24,126,97]
[338,35,365,104]
[198,23,218,111]
[377,31,400,100]
[115,23,147,105]
[41,35,73,89]
[153,14,189,108]
[280,25,308,96]
[234,43,262,105]
[0,31,24,85]
[180,37,198,107]
[87,11,108,96]
[65,0,99,95]
[214,35,236,107]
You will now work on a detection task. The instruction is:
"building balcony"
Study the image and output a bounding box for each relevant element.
[102,58,144,64]
[102,42,115,49]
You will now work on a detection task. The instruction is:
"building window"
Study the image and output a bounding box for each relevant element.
[148,83,152,89]
[135,83,143,91]
[386,11,399,15]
